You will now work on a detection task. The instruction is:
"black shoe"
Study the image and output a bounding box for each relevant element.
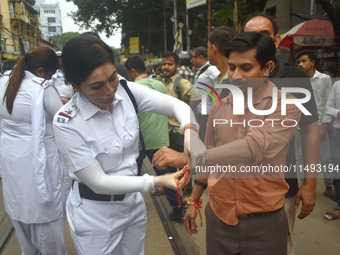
[168,208,186,220]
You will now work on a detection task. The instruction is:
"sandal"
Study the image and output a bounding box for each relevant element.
[324,209,340,220]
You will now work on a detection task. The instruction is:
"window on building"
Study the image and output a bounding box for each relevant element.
[9,2,15,18]
[265,6,276,19]
[48,17,56,23]
[44,9,56,14]
[48,27,57,33]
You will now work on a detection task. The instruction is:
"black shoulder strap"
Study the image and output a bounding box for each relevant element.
[174,76,183,100]
[120,79,146,165]
[196,64,210,80]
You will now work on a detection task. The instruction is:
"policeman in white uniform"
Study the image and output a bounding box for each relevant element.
[53,76,200,255]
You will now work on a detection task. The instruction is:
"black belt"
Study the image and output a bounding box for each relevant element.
[238,207,283,218]
[73,181,125,202]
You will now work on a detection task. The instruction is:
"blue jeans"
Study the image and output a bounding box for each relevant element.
[331,129,340,210]
[137,149,185,212]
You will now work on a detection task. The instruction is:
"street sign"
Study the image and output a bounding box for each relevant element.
[129,37,139,54]
[186,0,206,9]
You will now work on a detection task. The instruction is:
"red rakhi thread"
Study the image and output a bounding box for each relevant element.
[187,197,203,226]
[176,164,190,208]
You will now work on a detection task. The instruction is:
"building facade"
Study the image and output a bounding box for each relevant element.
[1,0,43,71]
[264,0,326,35]
[264,0,340,71]
[33,0,62,36]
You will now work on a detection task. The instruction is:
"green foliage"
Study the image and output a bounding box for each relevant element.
[211,0,267,27]
[65,0,267,53]
[331,0,340,7]
[50,32,80,50]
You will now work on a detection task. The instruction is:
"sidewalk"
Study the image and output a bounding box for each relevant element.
[1,162,340,254]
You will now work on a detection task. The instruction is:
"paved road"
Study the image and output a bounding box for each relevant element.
[1,160,340,254]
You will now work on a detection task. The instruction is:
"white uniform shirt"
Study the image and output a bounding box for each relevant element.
[194,61,220,82]
[326,80,340,129]
[194,62,220,114]
[311,70,333,124]
[54,77,187,182]
[0,71,67,223]
[51,69,74,99]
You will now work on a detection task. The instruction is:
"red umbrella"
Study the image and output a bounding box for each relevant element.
[279,19,334,50]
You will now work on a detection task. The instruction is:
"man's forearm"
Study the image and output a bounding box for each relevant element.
[190,178,207,201]
[205,139,253,166]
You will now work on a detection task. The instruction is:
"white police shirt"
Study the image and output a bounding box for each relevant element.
[0,71,67,223]
[53,77,169,182]
[51,69,74,99]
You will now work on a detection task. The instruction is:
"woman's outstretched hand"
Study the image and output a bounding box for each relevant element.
[153,165,190,190]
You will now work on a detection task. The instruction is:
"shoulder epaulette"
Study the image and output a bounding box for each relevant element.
[3,70,12,76]
[56,103,79,124]
[31,77,54,88]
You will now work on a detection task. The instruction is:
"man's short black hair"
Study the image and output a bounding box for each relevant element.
[180,58,191,66]
[125,55,146,73]
[163,52,179,65]
[225,32,276,69]
[208,26,236,55]
[297,50,317,62]
[242,13,279,36]
[192,46,208,59]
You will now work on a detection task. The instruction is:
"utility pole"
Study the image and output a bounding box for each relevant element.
[163,4,167,52]
[174,0,177,36]
[289,0,293,29]
[208,0,211,37]
[310,0,315,15]
[186,10,190,51]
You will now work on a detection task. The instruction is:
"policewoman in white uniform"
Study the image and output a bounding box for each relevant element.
[52,69,74,102]
[51,51,74,104]
[0,47,69,255]
[53,35,206,255]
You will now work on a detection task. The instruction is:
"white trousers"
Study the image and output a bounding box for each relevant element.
[11,217,67,255]
[67,183,147,255]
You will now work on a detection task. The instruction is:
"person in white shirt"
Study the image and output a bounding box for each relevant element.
[51,51,74,104]
[325,80,340,220]
[53,35,206,255]
[297,50,334,197]
[191,46,220,83]
[191,46,220,140]
[0,47,68,255]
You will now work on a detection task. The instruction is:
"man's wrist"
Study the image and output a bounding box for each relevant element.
[301,177,317,187]
[183,124,199,133]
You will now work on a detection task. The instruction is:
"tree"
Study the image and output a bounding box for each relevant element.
[317,0,340,44]
[65,0,268,54]
[50,32,80,50]
[67,0,172,55]
[211,0,267,31]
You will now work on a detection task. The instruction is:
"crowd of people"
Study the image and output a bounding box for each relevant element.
[0,12,339,255]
